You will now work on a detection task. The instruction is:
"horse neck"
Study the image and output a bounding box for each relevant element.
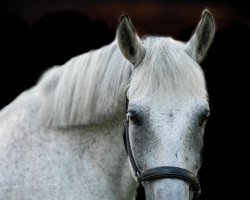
[35,41,137,198]
[50,119,136,199]
[38,41,131,128]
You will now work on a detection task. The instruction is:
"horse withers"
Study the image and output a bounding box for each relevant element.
[0,9,215,200]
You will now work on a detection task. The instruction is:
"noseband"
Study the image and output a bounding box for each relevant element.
[124,107,201,199]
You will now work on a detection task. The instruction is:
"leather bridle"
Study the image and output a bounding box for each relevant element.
[124,106,201,199]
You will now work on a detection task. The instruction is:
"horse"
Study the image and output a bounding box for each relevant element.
[0,9,215,200]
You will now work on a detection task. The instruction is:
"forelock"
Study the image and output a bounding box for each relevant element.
[128,37,207,100]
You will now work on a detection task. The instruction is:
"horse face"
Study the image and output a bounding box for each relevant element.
[117,10,214,200]
[126,95,210,199]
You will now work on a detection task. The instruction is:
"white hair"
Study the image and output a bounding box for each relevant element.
[129,37,207,99]
[37,36,207,127]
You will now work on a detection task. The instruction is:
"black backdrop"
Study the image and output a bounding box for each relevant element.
[1,1,249,199]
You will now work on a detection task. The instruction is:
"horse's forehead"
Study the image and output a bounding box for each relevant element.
[128,38,208,100]
[128,95,208,116]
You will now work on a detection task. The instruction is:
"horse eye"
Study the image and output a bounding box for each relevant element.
[199,110,210,126]
[127,112,141,125]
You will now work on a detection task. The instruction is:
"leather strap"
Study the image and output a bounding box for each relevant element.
[124,116,141,176]
[138,166,201,198]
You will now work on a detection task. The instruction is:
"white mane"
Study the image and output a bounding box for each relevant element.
[129,37,207,99]
[38,36,207,127]
[38,41,131,127]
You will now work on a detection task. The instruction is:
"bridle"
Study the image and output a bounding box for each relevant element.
[124,102,201,199]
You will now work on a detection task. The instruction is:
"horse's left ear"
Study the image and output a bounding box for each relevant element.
[185,9,215,63]
[116,14,145,66]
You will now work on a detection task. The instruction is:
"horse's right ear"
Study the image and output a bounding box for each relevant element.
[185,9,215,63]
[116,14,145,66]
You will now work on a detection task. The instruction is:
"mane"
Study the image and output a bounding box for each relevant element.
[129,37,207,100]
[38,41,131,127]
[37,36,207,128]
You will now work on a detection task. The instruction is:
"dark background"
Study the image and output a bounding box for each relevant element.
[0,0,249,199]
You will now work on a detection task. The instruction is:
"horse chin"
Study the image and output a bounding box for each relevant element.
[143,179,192,200]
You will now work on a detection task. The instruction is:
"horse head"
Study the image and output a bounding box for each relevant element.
[117,10,215,199]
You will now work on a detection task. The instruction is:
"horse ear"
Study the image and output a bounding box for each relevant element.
[185,9,215,63]
[116,14,145,65]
